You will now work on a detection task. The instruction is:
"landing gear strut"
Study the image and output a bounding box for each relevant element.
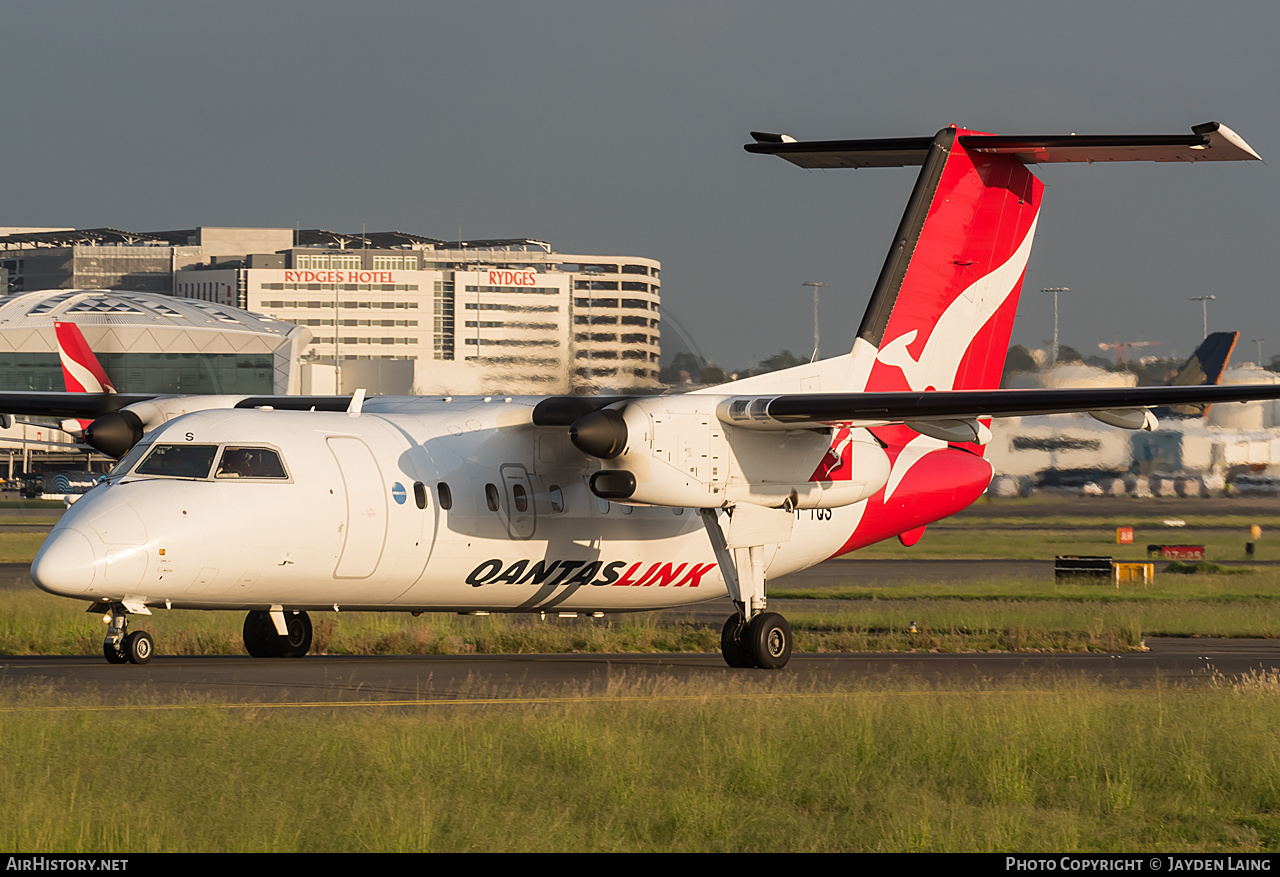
[700,507,795,670]
[243,610,312,658]
[101,606,154,665]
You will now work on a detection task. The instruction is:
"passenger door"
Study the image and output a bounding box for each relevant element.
[327,436,388,578]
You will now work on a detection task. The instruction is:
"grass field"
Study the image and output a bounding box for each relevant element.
[853,526,1280,561]
[2,673,1278,852]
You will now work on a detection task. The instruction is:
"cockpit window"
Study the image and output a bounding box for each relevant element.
[215,447,288,479]
[135,444,219,479]
[107,440,154,478]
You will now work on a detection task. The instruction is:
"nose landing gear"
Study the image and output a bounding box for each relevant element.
[101,606,154,665]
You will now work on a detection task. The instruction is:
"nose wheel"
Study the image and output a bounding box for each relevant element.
[101,608,154,665]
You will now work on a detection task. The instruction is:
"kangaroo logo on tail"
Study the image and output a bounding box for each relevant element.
[54,321,115,395]
[875,215,1039,393]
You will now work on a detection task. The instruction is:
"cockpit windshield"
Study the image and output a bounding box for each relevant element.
[134,444,219,479]
[214,447,288,479]
[110,442,290,482]
[106,439,154,479]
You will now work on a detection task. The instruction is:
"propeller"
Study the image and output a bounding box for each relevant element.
[569,408,628,459]
[83,409,144,459]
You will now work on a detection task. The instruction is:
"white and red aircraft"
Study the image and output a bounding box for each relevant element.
[15,122,1280,668]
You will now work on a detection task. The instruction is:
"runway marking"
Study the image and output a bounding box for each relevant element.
[0,687,1225,713]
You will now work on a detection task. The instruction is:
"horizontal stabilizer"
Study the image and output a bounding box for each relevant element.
[746,122,1261,169]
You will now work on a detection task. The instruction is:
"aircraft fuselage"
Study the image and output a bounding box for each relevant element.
[32,399,860,614]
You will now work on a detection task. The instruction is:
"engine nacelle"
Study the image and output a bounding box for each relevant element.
[573,395,890,509]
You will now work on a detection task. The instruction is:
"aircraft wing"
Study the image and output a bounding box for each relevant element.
[717,383,1280,430]
[0,392,354,419]
[0,392,158,419]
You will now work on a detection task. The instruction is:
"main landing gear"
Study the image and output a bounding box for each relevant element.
[243,609,313,657]
[699,507,795,670]
[101,605,154,665]
[721,612,792,670]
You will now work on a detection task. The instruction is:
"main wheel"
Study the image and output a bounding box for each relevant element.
[243,610,313,657]
[278,611,312,658]
[103,642,129,664]
[720,615,755,668]
[745,613,792,670]
[124,630,154,665]
[243,610,277,657]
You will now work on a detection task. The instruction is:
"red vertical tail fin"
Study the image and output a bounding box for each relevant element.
[54,321,115,394]
[746,121,1258,397]
[746,122,1260,553]
[857,127,1042,393]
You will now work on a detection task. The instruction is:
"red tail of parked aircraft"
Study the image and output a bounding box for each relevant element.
[53,320,115,436]
[54,321,115,395]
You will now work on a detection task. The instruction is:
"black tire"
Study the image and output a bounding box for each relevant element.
[104,642,129,664]
[243,610,277,657]
[745,613,791,670]
[721,615,756,668]
[243,610,312,658]
[278,611,312,658]
[124,630,154,665]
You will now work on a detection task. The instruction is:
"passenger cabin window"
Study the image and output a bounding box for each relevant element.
[549,485,564,514]
[413,482,427,509]
[215,447,288,479]
[135,444,219,479]
[437,482,453,510]
[485,483,500,512]
[512,483,528,513]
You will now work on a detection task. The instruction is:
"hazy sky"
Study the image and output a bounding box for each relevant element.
[4,1,1277,370]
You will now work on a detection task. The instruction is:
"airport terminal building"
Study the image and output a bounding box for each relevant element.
[0,287,310,475]
[0,227,663,396]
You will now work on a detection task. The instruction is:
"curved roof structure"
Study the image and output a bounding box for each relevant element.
[0,289,297,335]
[0,290,309,395]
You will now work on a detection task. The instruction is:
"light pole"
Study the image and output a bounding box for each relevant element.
[334,286,342,393]
[1041,287,1070,365]
[1189,295,1215,340]
[802,281,825,362]
[1252,338,1265,366]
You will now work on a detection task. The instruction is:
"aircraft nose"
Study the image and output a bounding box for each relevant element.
[31,528,98,596]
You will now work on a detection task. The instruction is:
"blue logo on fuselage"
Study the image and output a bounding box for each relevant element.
[391,482,407,504]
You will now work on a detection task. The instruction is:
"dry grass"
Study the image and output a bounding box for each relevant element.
[1,673,1277,852]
